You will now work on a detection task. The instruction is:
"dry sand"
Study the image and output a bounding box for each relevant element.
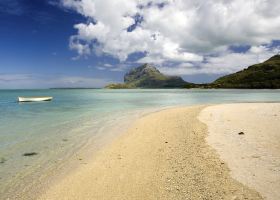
[199,103,280,200]
[39,105,263,200]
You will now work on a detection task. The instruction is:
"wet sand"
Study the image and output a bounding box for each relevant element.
[39,105,263,200]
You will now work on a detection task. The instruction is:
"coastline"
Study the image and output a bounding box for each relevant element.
[1,107,167,200]
[39,104,270,200]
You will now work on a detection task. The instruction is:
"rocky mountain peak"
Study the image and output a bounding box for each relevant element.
[120,63,189,88]
[124,63,161,83]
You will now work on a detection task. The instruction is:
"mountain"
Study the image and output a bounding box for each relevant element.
[106,55,280,89]
[106,64,193,88]
[209,55,280,89]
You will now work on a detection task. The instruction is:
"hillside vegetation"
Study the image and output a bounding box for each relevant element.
[209,55,280,89]
[106,55,280,89]
[106,64,194,89]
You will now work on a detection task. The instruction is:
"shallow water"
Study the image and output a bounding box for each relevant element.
[0,89,280,198]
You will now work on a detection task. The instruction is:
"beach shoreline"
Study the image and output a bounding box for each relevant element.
[1,107,170,200]
[199,103,280,200]
[38,103,278,200]
[4,103,279,199]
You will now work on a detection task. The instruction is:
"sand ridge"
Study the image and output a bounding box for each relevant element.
[39,105,262,200]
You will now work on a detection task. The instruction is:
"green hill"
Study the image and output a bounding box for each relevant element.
[106,55,280,89]
[106,64,193,89]
[209,55,280,89]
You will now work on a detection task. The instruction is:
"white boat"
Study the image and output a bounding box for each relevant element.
[18,96,53,102]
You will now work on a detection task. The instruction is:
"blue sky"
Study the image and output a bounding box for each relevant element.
[0,0,279,88]
[0,0,123,88]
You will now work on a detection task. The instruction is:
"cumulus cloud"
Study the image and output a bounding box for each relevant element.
[60,0,280,74]
[159,45,280,75]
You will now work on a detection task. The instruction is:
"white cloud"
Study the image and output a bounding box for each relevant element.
[104,63,113,67]
[158,45,280,75]
[0,74,111,89]
[69,35,91,58]
[96,63,131,72]
[61,0,280,74]
[53,76,110,87]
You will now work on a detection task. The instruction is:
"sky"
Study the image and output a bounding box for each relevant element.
[0,0,279,88]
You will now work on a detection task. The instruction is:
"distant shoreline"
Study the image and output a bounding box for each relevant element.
[49,87,102,89]
[0,87,280,91]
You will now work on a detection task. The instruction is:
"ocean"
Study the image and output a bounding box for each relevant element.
[0,89,280,199]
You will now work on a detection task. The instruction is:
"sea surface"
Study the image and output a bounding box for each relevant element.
[0,89,280,199]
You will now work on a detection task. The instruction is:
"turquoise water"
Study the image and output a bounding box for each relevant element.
[1,89,280,198]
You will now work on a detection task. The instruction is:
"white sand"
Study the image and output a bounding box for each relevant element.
[199,103,280,200]
[39,105,261,200]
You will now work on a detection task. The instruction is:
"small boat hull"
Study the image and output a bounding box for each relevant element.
[18,97,53,102]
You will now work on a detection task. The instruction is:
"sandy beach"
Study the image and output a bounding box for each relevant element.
[199,103,280,200]
[39,104,280,199]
